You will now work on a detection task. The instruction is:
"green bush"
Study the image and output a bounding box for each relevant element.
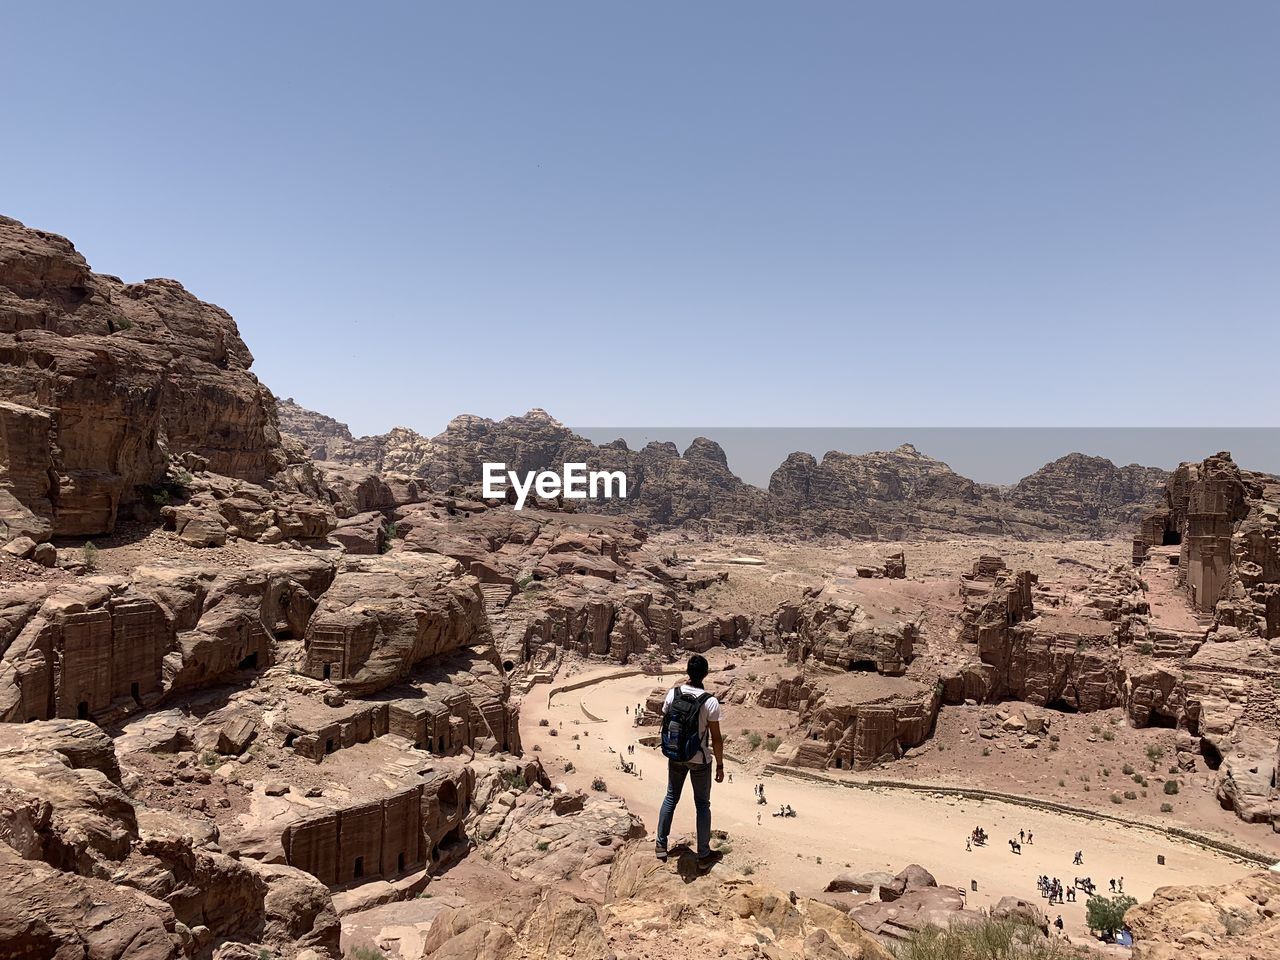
[1124,790,1138,800]
[1101,729,1115,742]
[1086,894,1138,938]
[347,947,386,960]
[1110,793,1123,804]
[591,776,607,792]
[748,732,763,750]
[82,541,99,572]
[1160,802,1174,813]
[1163,780,1179,795]
[763,735,781,752]
[1122,763,1135,775]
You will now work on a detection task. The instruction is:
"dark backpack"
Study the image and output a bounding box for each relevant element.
[660,688,711,763]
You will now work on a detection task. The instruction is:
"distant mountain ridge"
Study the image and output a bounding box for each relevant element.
[278,400,1168,539]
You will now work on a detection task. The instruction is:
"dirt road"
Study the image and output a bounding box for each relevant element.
[522,668,1257,940]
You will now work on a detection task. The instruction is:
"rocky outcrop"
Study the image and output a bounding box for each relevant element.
[769,444,1166,540]
[0,216,303,543]
[300,553,490,695]
[384,501,748,672]
[775,583,916,676]
[0,841,185,960]
[472,786,644,892]
[1008,454,1168,537]
[1126,871,1280,959]
[791,682,942,770]
[274,397,356,461]
[0,555,335,723]
[846,864,983,943]
[417,839,894,960]
[1137,452,1280,628]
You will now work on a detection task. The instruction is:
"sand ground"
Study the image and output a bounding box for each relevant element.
[522,666,1260,943]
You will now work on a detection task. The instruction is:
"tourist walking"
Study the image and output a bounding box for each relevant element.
[655,654,724,866]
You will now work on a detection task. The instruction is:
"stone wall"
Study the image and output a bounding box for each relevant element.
[282,768,473,887]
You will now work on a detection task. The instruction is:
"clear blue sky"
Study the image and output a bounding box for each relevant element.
[4,2,1277,437]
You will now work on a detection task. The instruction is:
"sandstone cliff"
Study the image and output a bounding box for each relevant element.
[769,444,1167,540]
[0,216,310,544]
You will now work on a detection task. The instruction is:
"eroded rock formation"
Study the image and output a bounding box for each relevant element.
[0,216,317,544]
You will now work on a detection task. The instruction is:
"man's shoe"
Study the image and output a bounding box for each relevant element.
[655,845,668,862]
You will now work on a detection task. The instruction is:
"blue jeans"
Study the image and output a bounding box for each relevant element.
[656,760,712,857]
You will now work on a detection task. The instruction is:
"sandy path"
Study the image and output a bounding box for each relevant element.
[523,672,1258,940]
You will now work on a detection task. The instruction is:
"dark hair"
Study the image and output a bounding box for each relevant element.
[687,654,709,684]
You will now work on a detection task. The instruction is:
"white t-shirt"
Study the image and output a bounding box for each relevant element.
[662,684,722,765]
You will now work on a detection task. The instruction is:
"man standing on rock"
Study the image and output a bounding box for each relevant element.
[655,654,724,866]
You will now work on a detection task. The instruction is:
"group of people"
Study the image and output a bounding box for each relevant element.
[1038,875,1074,904]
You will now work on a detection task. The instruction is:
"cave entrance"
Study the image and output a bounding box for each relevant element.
[1162,529,1182,546]
[353,856,364,879]
[77,701,89,720]
[238,652,259,670]
[322,663,332,681]
[437,736,446,753]
[130,682,141,703]
[325,738,336,755]
[848,660,877,672]
[834,757,844,769]
[1046,698,1078,714]
[1200,739,1222,770]
[432,824,467,862]
[284,733,297,748]
[397,852,406,873]
[437,779,460,821]
[502,660,515,673]
[1147,711,1177,729]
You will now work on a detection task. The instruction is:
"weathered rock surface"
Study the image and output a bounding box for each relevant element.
[0,840,185,960]
[1126,871,1280,960]
[415,840,894,960]
[0,554,336,722]
[1008,454,1169,537]
[0,216,310,543]
[300,553,490,695]
[473,787,644,892]
[769,444,1166,540]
